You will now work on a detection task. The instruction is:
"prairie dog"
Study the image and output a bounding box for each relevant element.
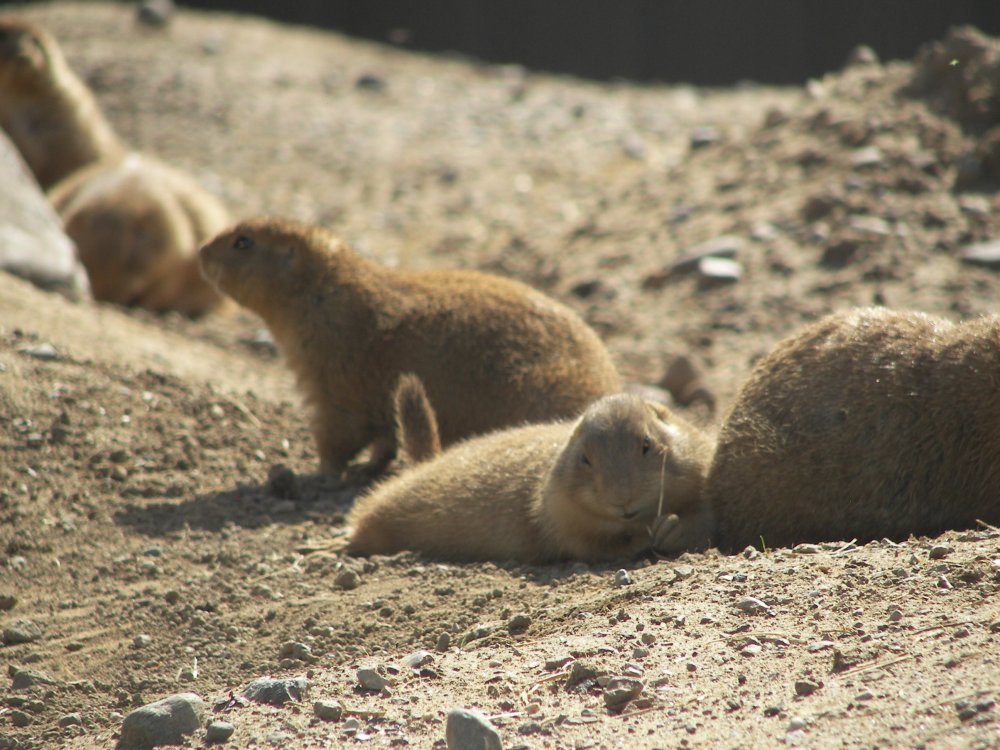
[392,374,441,464]
[346,393,713,563]
[0,17,123,190]
[199,217,622,475]
[49,153,230,315]
[702,307,1000,552]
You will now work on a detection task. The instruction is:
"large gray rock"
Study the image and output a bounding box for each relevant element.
[0,131,90,299]
[118,692,206,748]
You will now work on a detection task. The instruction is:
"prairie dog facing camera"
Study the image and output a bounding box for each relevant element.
[199,217,622,475]
[347,393,713,563]
[698,307,1000,553]
[0,16,123,190]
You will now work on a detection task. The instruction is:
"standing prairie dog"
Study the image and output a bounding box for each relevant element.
[199,217,622,475]
[0,17,123,190]
[347,393,714,563]
[0,17,229,316]
[690,307,1000,553]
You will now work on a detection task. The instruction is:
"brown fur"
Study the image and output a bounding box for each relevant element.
[347,394,713,563]
[49,153,230,315]
[702,307,1000,552]
[199,217,622,475]
[392,373,441,464]
[0,17,123,190]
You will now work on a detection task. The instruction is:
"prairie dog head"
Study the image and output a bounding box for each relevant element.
[198,217,346,311]
[0,19,62,94]
[546,394,708,525]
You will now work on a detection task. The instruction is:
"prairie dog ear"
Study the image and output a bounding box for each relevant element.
[644,399,674,424]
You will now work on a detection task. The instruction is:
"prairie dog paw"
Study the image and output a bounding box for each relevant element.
[650,513,687,556]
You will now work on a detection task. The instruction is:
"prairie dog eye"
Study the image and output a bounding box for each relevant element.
[233,235,253,251]
[642,435,651,454]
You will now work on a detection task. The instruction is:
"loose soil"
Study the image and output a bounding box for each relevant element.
[2,4,1000,749]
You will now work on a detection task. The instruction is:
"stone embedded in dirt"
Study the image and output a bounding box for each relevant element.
[929,544,954,559]
[357,666,389,691]
[205,720,235,743]
[506,613,531,634]
[2,619,43,645]
[58,712,83,727]
[735,597,775,616]
[938,575,953,589]
[690,126,721,150]
[266,464,301,500]
[9,667,56,690]
[792,544,822,554]
[334,569,361,591]
[888,608,904,623]
[845,45,880,67]
[613,569,633,587]
[136,0,175,27]
[404,650,434,671]
[567,661,602,687]
[15,343,62,362]
[850,146,884,168]
[314,699,344,722]
[697,257,742,288]
[959,239,1000,269]
[821,239,861,268]
[0,595,17,612]
[119,693,206,749]
[278,641,313,663]
[603,677,644,711]
[10,710,32,727]
[545,656,574,671]
[435,632,451,652]
[846,215,892,237]
[241,676,309,706]
[134,634,152,649]
[445,708,503,750]
[794,679,822,697]
[671,235,743,275]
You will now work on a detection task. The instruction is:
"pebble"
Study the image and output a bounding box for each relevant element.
[357,666,389,691]
[697,256,742,286]
[10,710,31,727]
[788,716,808,731]
[613,569,633,587]
[507,613,531,634]
[929,545,954,560]
[0,595,16,611]
[334,570,361,590]
[278,641,313,662]
[241,676,309,706]
[445,708,503,750]
[314,699,344,722]
[735,597,774,616]
[855,690,874,702]
[16,343,62,361]
[846,215,892,237]
[3,619,43,645]
[436,632,451,652]
[119,693,206,749]
[567,661,601,687]
[807,640,835,653]
[404,650,434,671]
[960,240,1000,272]
[604,677,644,710]
[673,564,695,579]
[888,608,903,623]
[58,713,83,727]
[205,720,235,743]
[850,146,884,168]
[690,126,721,149]
[672,235,743,274]
[266,464,301,500]
[134,634,152,648]
[794,679,822,697]
[937,575,953,590]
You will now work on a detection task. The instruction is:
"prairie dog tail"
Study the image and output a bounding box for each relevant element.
[394,373,441,463]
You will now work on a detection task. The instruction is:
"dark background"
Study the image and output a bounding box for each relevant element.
[173,0,1000,85]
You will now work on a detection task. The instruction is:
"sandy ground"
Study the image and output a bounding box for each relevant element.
[2,3,1000,749]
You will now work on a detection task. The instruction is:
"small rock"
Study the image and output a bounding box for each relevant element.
[567,661,601,687]
[958,195,990,217]
[10,710,32,727]
[929,544,954,560]
[266,464,301,500]
[134,634,152,648]
[205,720,235,743]
[672,235,743,274]
[846,215,891,237]
[119,693,206,749]
[404,650,434,671]
[3,619,43,644]
[938,575,953,589]
[673,564,695,579]
[741,644,762,657]
[0,595,16,611]
[10,667,56,690]
[241,676,309,706]
[446,708,502,750]
[794,679,822,697]
[357,666,389,691]
[278,641,313,662]
[314,699,344,722]
[855,690,874,702]
[545,655,574,671]
[690,126,721,149]
[792,543,822,554]
[850,146,884,168]
[334,569,361,590]
[787,716,808,731]
[136,0,175,27]
[16,343,62,362]
[355,72,386,92]
[821,239,861,268]
[735,597,774,616]
[697,256,742,286]
[806,640,835,653]
[959,240,1000,269]
[888,609,903,623]
[603,677,644,710]
[507,613,531,634]
[742,546,761,560]
[435,632,451,652]
[613,569,633,587]
[58,713,83,727]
